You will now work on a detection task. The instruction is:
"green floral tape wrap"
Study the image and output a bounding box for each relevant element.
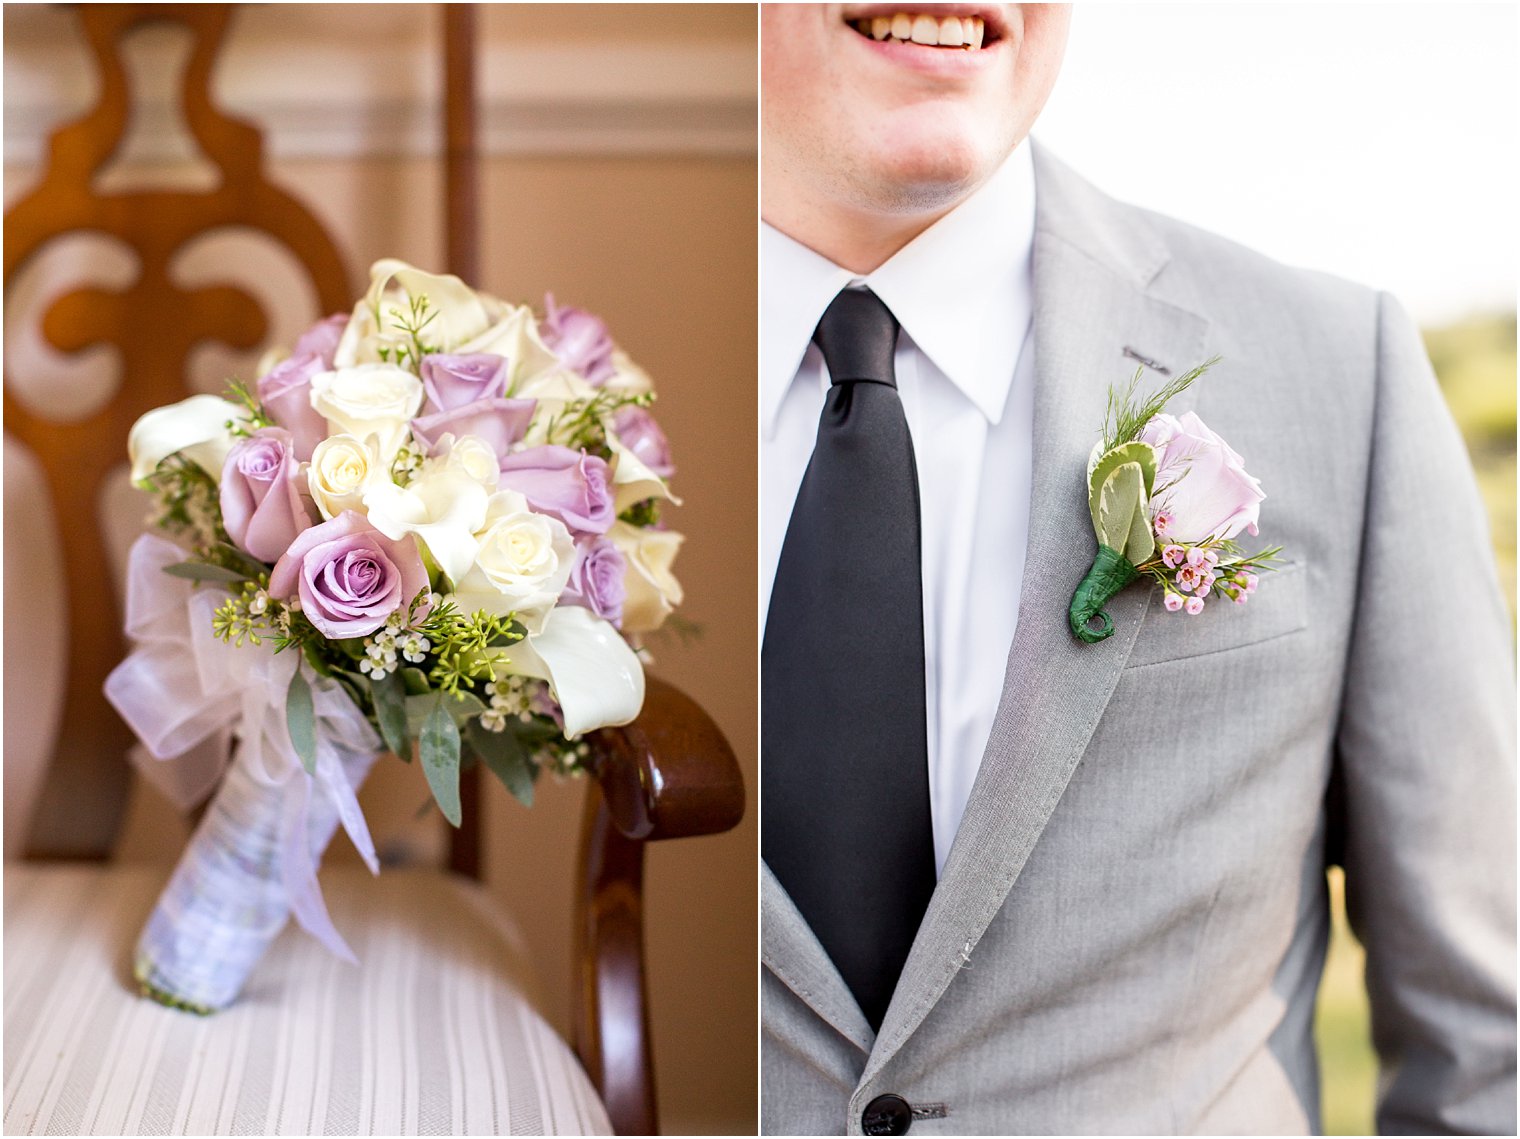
[1068,544,1139,643]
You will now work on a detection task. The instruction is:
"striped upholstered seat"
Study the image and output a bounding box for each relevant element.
[4,864,611,1136]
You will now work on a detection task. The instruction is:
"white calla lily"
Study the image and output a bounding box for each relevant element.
[490,605,644,739]
[334,259,494,366]
[363,467,488,586]
[608,437,682,514]
[128,394,246,484]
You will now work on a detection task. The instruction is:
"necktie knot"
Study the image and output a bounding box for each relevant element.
[813,287,900,389]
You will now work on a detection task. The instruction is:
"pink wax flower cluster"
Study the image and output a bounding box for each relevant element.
[1157,542,1262,616]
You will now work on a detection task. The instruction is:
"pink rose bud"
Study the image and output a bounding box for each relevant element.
[1163,593,1184,613]
[1185,596,1205,615]
[219,427,318,563]
[1139,410,1265,543]
[291,314,347,367]
[256,354,330,461]
[539,294,617,386]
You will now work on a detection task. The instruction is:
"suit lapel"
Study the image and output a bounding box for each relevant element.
[862,144,1211,1078]
[762,864,876,1052]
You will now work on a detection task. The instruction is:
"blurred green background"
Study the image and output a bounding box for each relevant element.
[1313,311,1516,1136]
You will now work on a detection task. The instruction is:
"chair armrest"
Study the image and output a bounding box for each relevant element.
[573,675,745,1135]
[586,674,746,843]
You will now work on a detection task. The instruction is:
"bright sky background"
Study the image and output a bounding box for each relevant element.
[1033,2,1517,326]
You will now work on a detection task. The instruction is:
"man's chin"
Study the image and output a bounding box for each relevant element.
[854,136,1001,215]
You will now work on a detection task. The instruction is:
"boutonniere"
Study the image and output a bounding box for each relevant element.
[1069,358,1282,643]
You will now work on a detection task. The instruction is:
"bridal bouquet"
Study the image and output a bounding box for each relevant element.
[106,260,682,1012]
[1069,359,1280,642]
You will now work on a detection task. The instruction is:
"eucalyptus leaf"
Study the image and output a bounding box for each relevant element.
[404,690,487,736]
[1097,461,1155,564]
[1087,441,1157,536]
[466,722,537,808]
[286,665,318,775]
[420,695,463,827]
[369,670,410,760]
[162,562,250,584]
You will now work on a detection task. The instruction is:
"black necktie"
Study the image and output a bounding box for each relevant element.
[762,287,936,1031]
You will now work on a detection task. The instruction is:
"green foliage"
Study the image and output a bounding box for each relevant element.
[375,292,439,372]
[286,664,317,775]
[619,498,661,528]
[466,720,538,808]
[1095,461,1155,564]
[420,693,463,826]
[224,377,273,432]
[368,669,409,759]
[1102,357,1219,454]
[416,601,525,696]
[540,388,655,455]
[1087,441,1158,537]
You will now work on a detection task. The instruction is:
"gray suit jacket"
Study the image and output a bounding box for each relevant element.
[761,143,1516,1135]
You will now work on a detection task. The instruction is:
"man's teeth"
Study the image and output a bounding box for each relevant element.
[856,13,986,49]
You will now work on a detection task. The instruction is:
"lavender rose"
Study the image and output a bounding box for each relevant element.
[219,427,317,563]
[560,537,627,626]
[268,511,431,640]
[411,397,536,457]
[611,405,675,479]
[291,314,347,367]
[255,354,329,460]
[497,445,615,536]
[419,353,511,412]
[539,294,616,386]
[1141,411,1265,543]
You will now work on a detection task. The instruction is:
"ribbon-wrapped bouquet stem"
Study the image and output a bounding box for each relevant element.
[106,261,684,1012]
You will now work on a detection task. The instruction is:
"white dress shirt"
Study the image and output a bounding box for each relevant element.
[761,144,1038,876]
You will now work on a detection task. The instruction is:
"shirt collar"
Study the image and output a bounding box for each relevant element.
[760,142,1037,437]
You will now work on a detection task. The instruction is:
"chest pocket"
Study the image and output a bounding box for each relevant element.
[1124,560,1309,669]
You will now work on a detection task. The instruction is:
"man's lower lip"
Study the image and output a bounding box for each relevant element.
[850,32,1001,74]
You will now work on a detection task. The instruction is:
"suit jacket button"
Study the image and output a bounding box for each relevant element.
[862,1094,912,1135]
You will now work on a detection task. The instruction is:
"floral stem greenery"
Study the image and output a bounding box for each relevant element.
[1102,356,1221,454]
[224,378,273,434]
[542,389,654,455]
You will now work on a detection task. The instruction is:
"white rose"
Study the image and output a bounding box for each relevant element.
[608,520,683,633]
[440,434,501,489]
[308,434,385,520]
[364,467,488,586]
[128,394,246,484]
[453,490,574,632]
[309,364,423,462]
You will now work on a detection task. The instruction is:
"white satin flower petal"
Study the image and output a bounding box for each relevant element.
[492,606,645,739]
[608,438,682,513]
[128,394,246,484]
[363,468,488,586]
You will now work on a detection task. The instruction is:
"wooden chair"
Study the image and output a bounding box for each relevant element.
[3,6,744,1135]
